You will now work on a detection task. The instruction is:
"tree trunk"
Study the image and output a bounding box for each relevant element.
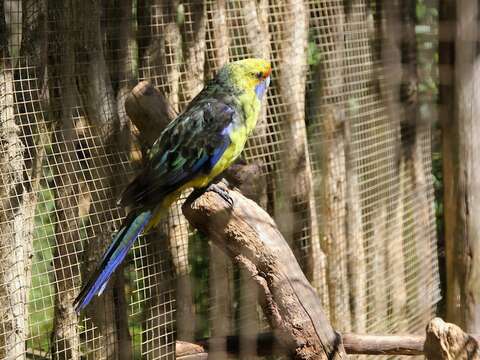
[0,19,28,360]
[205,3,233,356]
[274,0,329,309]
[74,1,133,358]
[0,1,47,357]
[115,0,139,159]
[319,111,351,331]
[343,120,367,333]
[111,2,138,356]
[237,2,273,352]
[47,2,82,357]
[308,0,351,328]
[400,0,437,330]
[207,0,229,69]
[377,0,410,332]
[442,0,480,333]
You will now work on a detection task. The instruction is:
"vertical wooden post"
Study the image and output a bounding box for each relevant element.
[206,2,233,358]
[441,0,480,332]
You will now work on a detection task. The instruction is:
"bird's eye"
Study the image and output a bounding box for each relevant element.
[255,72,263,79]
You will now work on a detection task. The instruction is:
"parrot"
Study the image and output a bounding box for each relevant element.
[74,58,272,312]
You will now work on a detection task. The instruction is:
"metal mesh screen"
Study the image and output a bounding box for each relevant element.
[0,0,439,358]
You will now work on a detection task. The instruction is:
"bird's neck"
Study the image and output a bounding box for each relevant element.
[238,90,262,135]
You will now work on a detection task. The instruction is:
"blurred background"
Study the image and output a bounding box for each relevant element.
[0,0,463,358]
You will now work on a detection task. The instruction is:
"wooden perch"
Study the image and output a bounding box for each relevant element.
[176,333,424,357]
[176,321,480,358]
[182,182,346,359]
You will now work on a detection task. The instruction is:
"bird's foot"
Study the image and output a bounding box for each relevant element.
[206,183,234,208]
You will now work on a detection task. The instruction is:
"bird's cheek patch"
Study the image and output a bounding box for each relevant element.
[255,79,269,99]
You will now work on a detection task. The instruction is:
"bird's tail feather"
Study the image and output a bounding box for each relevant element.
[74,210,153,313]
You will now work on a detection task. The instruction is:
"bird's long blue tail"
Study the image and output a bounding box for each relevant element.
[74,210,152,312]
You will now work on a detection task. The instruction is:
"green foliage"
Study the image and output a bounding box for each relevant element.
[188,231,211,339]
[27,187,55,353]
[307,35,322,66]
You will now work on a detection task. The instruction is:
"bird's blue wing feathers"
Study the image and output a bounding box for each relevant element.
[119,99,237,207]
[74,210,153,312]
[74,101,235,312]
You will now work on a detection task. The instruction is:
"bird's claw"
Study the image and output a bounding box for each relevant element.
[207,183,234,208]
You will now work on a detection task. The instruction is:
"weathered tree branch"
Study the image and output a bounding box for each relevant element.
[125,80,176,149]
[182,182,346,359]
[176,319,480,358]
[190,333,425,357]
[424,318,480,359]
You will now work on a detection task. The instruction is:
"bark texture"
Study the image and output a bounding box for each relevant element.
[205,3,233,355]
[343,120,367,333]
[274,0,328,308]
[75,1,133,358]
[378,0,410,331]
[47,2,82,357]
[319,111,351,331]
[424,318,480,359]
[0,15,28,360]
[442,0,480,333]
[0,0,46,357]
[183,183,346,360]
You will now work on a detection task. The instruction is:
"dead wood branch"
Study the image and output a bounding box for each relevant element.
[194,333,424,356]
[182,183,345,359]
[176,321,480,358]
[424,318,480,359]
[125,81,176,149]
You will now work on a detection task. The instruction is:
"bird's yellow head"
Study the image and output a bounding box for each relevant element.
[218,58,272,99]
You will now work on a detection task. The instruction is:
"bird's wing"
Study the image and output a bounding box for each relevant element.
[119,98,238,207]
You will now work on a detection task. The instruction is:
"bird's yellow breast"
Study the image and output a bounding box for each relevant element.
[185,91,261,189]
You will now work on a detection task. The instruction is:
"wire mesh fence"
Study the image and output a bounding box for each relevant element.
[0,0,439,358]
